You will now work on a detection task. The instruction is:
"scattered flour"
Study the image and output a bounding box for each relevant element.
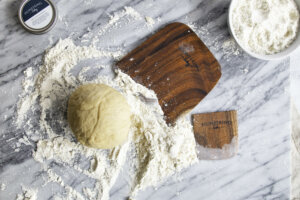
[222,38,240,56]
[82,0,94,5]
[1,183,6,191]
[84,6,143,47]
[145,16,155,27]
[58,15,69,29]
[231,0,300,55]
[14,6,198,200]
[16,67,35,127]
[16,36,197,200]
[98,6,142,36]
[16,187,37,200]
[187,22,241,61]
[242,68,249,74]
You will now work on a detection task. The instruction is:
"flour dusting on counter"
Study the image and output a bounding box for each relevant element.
[14,6,198,199]
[0,183,6,191]
[16,36,197,199]
[97,6,142,37]
[145,16,155,27]
[16,187,37,200]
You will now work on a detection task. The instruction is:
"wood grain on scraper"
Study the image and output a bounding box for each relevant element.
[117,22,221,124]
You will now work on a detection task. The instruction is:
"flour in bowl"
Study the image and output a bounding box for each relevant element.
[231,0,300,55]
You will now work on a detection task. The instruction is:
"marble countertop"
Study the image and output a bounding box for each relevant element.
[0,0,297,199]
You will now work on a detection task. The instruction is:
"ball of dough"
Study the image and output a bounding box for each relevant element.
[67,84,131,149]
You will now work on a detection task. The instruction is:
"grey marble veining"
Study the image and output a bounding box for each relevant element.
[0,0,293,199]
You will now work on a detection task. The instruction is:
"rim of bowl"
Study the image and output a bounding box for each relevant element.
[228,0,300,60]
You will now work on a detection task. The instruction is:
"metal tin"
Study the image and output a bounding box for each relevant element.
[18,0,57,34]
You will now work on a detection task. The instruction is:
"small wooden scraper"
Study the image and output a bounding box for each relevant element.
[117,22,221,124]
[193,111,238,160]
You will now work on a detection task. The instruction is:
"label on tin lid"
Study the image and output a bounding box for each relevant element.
[21,0,54,30]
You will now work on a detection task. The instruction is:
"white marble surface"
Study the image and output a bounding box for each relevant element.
[291,49,300,110]
[291,35,300,200]
[0,0,295,199]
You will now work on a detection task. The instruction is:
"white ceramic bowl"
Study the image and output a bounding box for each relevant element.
[228,0,300,60]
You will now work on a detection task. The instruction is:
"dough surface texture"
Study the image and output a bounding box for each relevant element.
[68,84,131,149]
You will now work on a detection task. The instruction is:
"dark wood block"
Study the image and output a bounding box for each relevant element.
[117,22,221,124]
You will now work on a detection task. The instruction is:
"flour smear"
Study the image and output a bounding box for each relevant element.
[15,6,198,200]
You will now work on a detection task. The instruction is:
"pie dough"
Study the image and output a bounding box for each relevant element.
[67,84,131,149]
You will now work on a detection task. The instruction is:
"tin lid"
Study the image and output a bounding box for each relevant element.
[18,0,58,34]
